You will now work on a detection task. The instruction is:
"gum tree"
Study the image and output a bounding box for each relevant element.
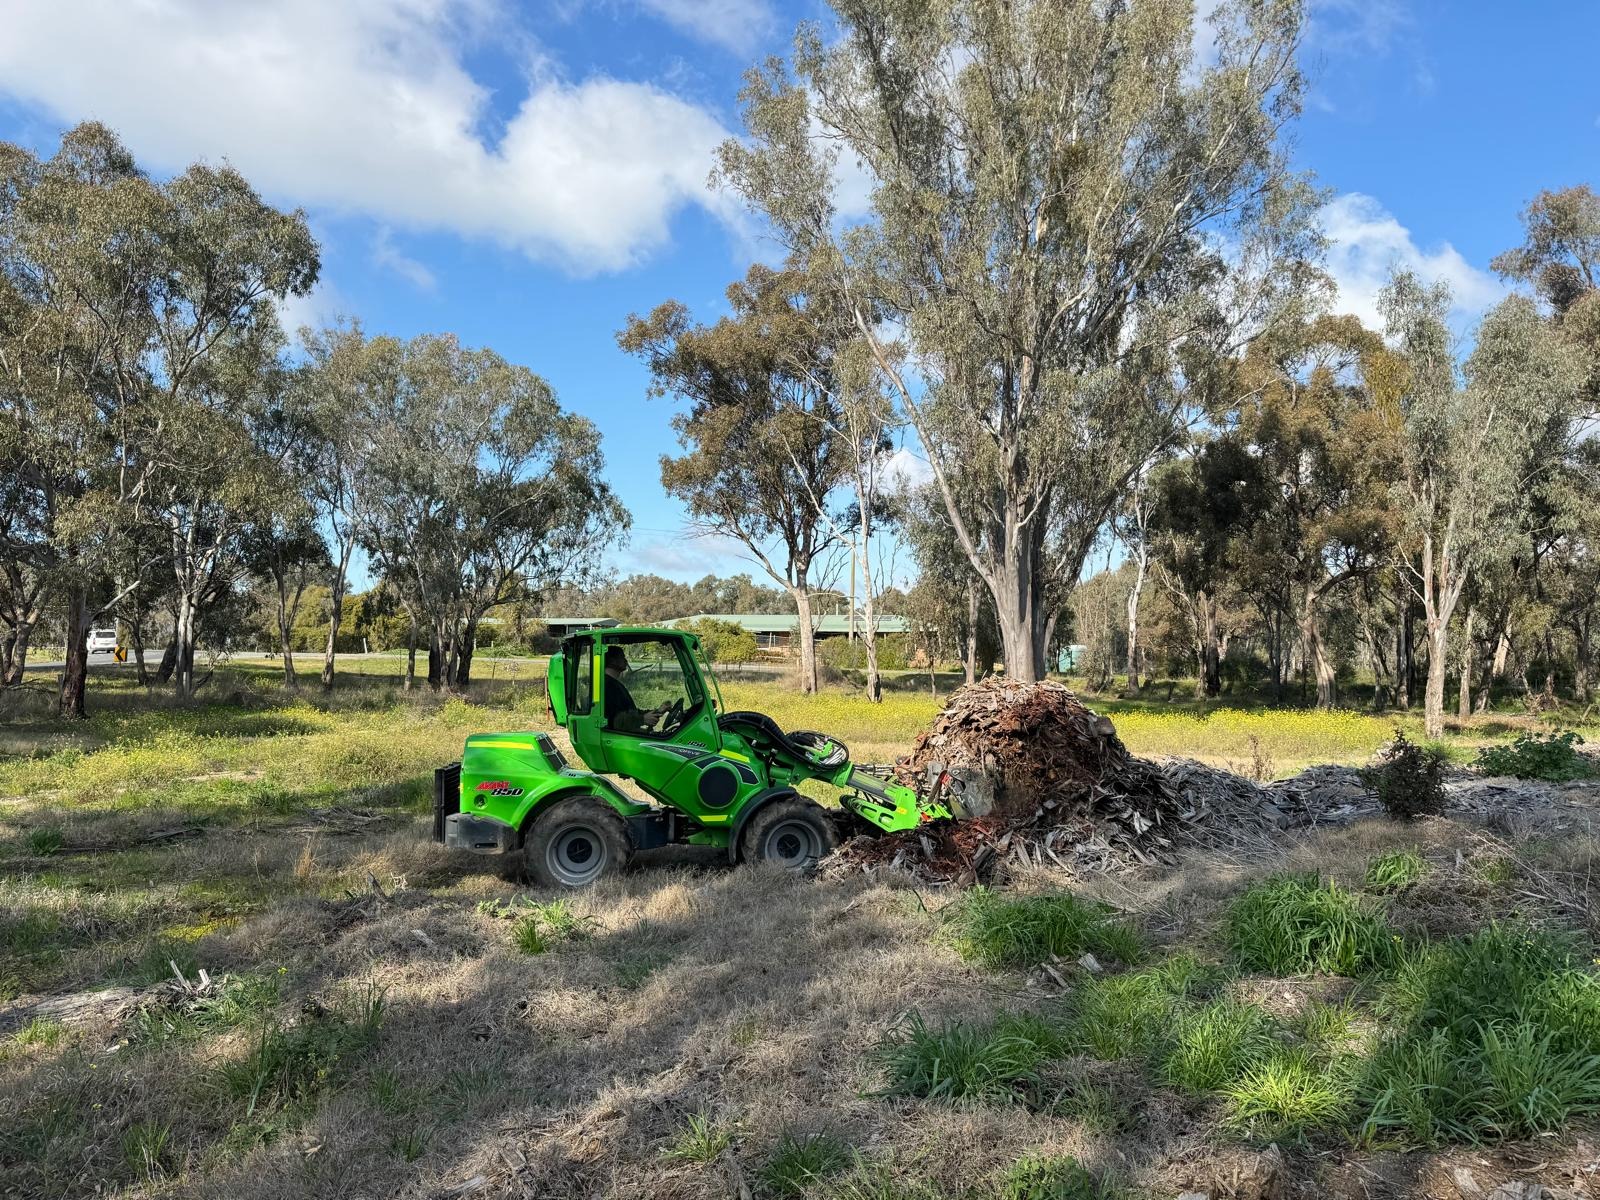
[620,264,847,693]
[356,335,626,690]
[1237,314,1402,707]
[1384,274,1585,737]
[716,0,1320,679]
[293,323,402,689]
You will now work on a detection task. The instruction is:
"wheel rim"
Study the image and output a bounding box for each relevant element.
[760,818,823,869]
[547,824,609,886]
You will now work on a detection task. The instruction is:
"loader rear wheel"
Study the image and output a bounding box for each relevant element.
[739,797,838,871]
[525,797,630,888]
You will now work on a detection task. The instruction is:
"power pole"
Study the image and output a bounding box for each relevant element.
[848,545,857,642]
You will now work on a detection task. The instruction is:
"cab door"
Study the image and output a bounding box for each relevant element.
[595,634,756,823]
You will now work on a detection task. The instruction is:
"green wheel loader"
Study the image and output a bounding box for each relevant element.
[430,626,955,887]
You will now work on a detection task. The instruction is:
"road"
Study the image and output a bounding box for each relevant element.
[20,651,546,674]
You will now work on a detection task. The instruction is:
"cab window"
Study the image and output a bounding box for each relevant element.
[567,641,594,715]
[601,635,702,737]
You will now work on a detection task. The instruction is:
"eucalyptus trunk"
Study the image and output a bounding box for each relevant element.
[964,578,978,686]
[321,527,357,690]
[1,618,34,688]
[1457,607,1476,721]
[455,614,479,687]
[993,522,1046,682]
[172,594,200,700]
[791,586,818,693]
[58,590,91,719]
[1124,546,1146,697]
[405,617,418,692]
[1300,594,1337,710]
[858,513,881,703]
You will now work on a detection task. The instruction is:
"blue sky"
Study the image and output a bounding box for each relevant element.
[1,0,1596,588]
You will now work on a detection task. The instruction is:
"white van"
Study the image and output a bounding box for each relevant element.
[87,627,118,655]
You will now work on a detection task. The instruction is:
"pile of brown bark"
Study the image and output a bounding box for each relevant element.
[832,679,1273,882]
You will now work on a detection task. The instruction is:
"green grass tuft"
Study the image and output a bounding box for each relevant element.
[218,981,385,1117]
[1226,1047,1354,1139]
[661,1111,734,1163]
[945,888,1145,971]
[7,1015,64,1049]
[131,971,281,1046]
[1360,923,1600,1145]
[1070,958,1222,1062]
[827,1160,947,1200]
[1161,998,1279,1093]
[1364,848,1429,893]
[1227,875,1401,977]
[121,1118,172,1179]
[26,827,65,857]
[999,1153,1122,1200]
[873,1011,1068,1102]
[486,897,594,956]
[1044,1076,1136,1135]
[760,1131,851,1196]
[1294,1000,1360,1056]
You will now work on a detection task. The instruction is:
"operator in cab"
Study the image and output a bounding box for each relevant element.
[603,646,671,733]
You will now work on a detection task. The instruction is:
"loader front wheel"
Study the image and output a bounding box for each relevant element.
[525,798,630,888]
[739,797,838,871]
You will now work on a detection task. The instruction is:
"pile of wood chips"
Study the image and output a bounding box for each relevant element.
[830,679,1274,883]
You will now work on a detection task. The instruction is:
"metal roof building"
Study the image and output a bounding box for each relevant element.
[664,612,910,648]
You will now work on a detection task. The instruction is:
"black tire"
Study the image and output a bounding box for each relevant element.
[524,797,631,888]
[738,796,839,871]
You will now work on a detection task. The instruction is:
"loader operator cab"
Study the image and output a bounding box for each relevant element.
[602,641,698,736]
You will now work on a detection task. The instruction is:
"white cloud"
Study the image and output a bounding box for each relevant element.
[1309,0,1409,56]
[882,446,933,492]
[1195,0,1407,70]
[623,530,754,580]
[1319,193,1504,330]
[0,0,732,274]
[371,228,437,291]
[637,0,774,56]
[275,280,348,343]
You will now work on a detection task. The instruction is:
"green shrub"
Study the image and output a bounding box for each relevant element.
[760,1131,851,1196]
[1476,731,1592,781]
[1364,848,1429,893]
[872,1011,1067,1102]
[1361,731,1447,819]
[1226,875,1400,977]
[680,617,761,664]
[945,888,1144,971]
[819,633,913,671]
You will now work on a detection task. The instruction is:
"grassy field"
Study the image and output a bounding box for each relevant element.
[4,664,1600,1197]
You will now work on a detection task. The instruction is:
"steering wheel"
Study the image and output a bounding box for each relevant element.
[656,696,685,731]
